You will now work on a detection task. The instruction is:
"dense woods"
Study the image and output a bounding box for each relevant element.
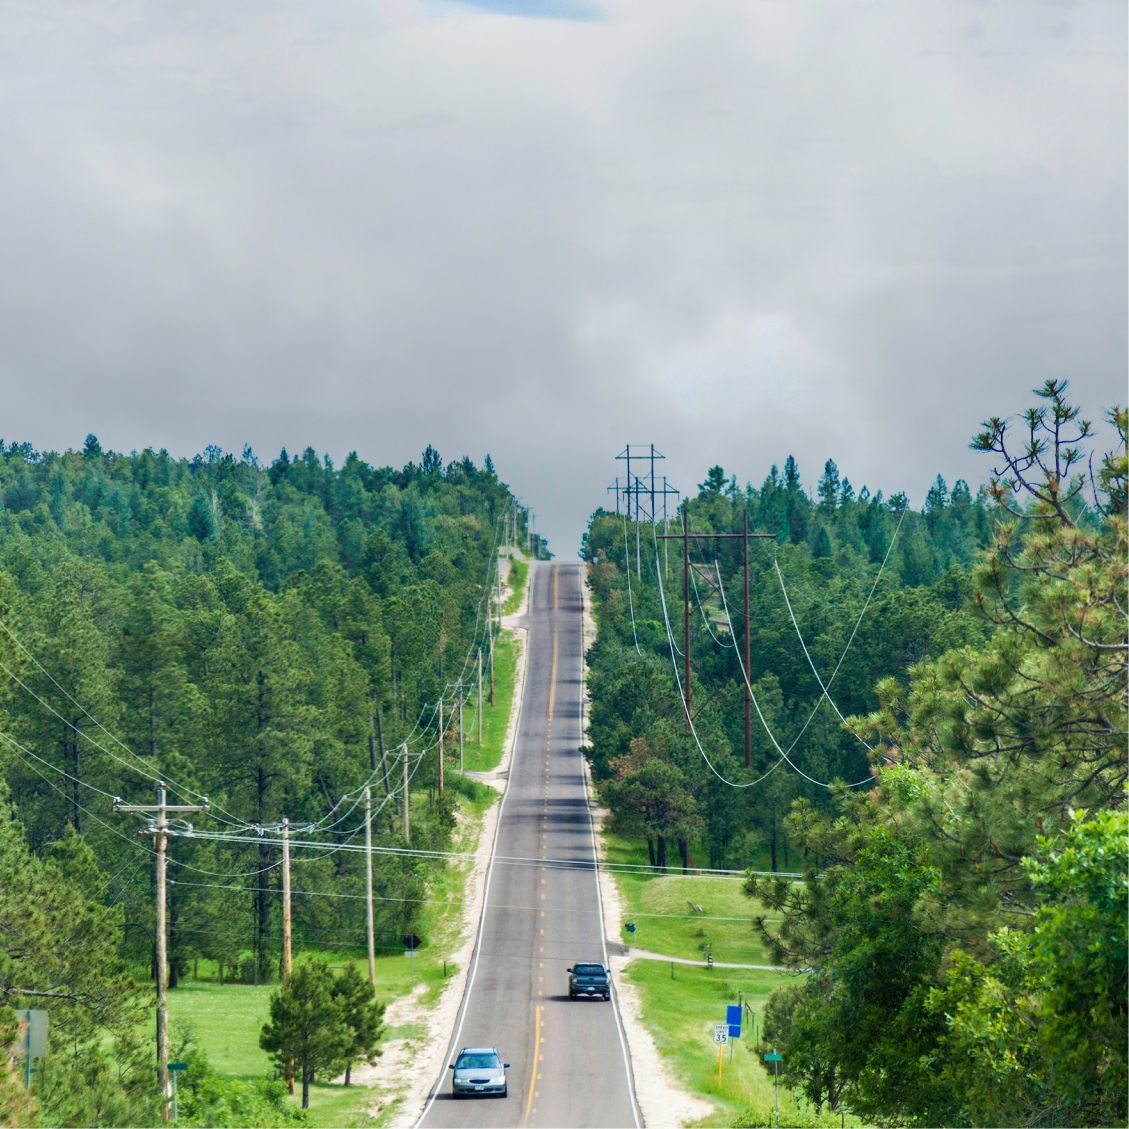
[583,382,1127,1127]
[0,438,530,1124]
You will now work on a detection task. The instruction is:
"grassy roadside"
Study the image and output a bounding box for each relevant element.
[604,835,781,966]
[502,554,529,616]
[605,834,847,1127]
[456,632,518,774]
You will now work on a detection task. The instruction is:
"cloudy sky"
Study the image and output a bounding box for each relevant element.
[2,0,1125,555]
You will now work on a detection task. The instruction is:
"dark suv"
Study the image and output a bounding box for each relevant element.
[567,962,611,1000]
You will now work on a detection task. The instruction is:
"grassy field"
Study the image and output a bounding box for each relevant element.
[604,834,847,1127]
[604,833,783,966]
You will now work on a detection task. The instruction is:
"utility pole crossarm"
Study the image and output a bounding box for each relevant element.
[115,803,209,814]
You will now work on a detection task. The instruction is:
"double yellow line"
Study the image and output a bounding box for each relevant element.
[525,566,559,1122]
[523,1004,543,1123]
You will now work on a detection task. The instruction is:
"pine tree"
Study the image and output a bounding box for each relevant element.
[260,960,352,1109]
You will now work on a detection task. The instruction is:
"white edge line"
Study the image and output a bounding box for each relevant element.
[413,564,538,1126]
[579,567,644,1129]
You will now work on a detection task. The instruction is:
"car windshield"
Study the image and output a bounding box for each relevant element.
[457,1053,500,1070]
[574,964,605,975]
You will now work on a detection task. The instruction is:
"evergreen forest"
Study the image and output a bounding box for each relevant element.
[582,382,1127,1127]
[0,437,536,1123]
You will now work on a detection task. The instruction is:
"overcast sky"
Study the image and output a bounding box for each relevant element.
[2,0,1124,556]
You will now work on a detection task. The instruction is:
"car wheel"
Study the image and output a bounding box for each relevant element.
[501,1086,508,1098]
[604,991,611,1000]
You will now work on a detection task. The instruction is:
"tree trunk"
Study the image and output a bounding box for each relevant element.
[657,836,667,870]
[169,865,179,989]
[678,838,688,873]
[345,1064,352,1087]
[646,838,656,868]
[302,1064,310,1109]
[69,731,81,832]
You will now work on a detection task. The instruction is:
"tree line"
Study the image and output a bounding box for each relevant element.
[0,437,533,1124]
[584,431,994,872]
[583,381,1126,1127]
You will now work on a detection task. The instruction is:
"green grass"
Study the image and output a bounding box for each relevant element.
[502,554,528,616]
[604,834,849,1126]
[454,632,518,774]
[604,833,782,965]
[169,980,274,1080]
[625,961,842,1128]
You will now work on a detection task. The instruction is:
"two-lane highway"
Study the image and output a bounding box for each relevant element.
[420,562,639,1128]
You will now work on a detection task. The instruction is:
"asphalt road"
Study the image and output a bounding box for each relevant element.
[419,562,640,1129]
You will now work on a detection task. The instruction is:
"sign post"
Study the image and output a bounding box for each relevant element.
[726,1004,741,1062]
[16,1010,47,1089]
[168,1061,187,1127]
[764,1050,783,1128]
[713,1024,728,1084]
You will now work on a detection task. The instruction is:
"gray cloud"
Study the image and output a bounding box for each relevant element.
[1,0,1124,555]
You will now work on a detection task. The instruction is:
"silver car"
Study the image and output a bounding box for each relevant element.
[449,1046,509,1098]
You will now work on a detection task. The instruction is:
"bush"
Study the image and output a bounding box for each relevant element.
[730,1109,844,1128]
[171,1031,307,1127]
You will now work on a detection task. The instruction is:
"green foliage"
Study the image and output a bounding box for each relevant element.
[330,963,385,1085]
[928,807,1128,1128]
[746,383,1127,1127]
[171,1029,308,1127]
[584,447,990,875]
[260,960,352,1109]
[0,438,523,1110]
[0,785,157,1127]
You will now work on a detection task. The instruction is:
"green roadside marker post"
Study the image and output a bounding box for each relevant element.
[168,1062,187,1127]
[764,1050,783,1128]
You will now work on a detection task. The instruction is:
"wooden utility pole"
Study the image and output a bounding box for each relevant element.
[457,681,464,772]
[114,784,207,1125]
[281,817,294,1094]
[281,818,292,979]
[488,620,496,707]
[683,509,692,716]
[477,650,483,745]
[658,510,773,764]
[373,705,390,798]
[402,746,410,843]
[743,509,753,769]
[364,788,375,985]
[438,697,445,796]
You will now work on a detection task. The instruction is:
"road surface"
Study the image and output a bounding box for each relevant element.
[419,562,640,1128]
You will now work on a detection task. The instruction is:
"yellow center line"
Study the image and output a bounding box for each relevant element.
[523,1004,543,1124]
[547,629,558,721]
